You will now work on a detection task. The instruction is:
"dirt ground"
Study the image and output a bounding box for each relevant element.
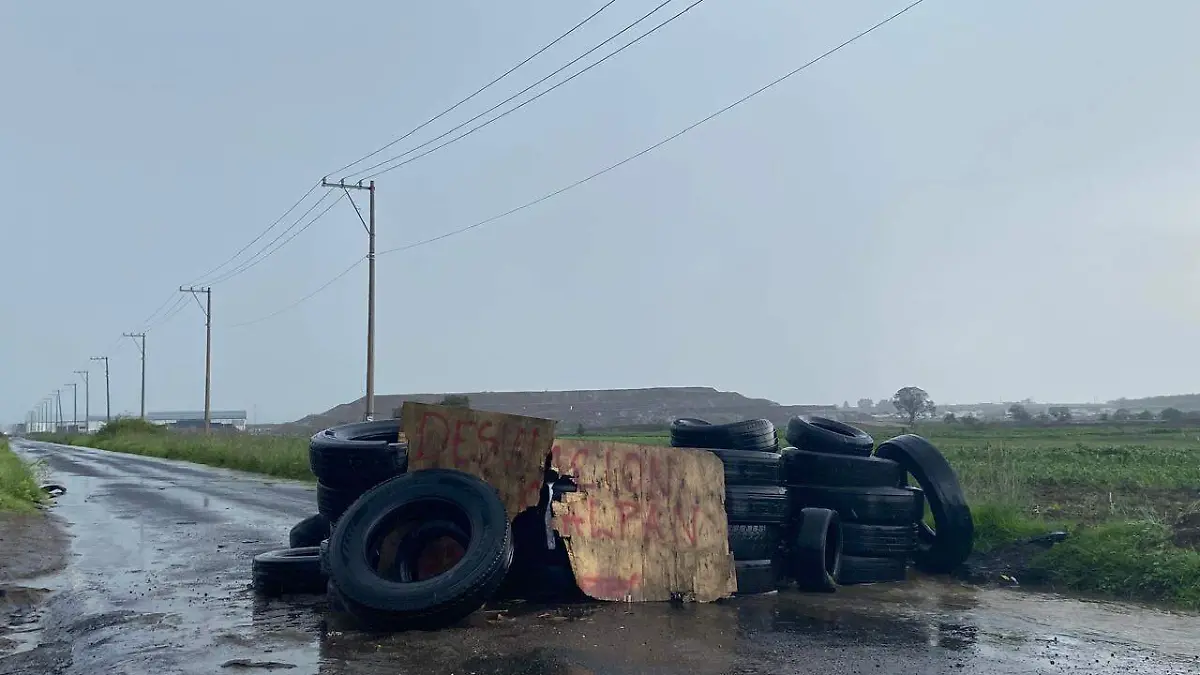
[0,511,70,658]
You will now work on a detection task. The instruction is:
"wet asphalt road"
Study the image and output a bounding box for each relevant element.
[4,439,1199,675]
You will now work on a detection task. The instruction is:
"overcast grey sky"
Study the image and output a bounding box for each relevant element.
[3,1,1198,425]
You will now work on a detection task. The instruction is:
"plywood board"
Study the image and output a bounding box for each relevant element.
[549,439,736,602]
[401,402,556,520]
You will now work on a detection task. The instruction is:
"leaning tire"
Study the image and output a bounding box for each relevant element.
[252,547,326,596]
[784,416,874,457]
[875,434,974,573]
[786,485,924,526]
[725,485,789,524]
[308,419,408,489]
[733,560,778,595]
[707,448,783,486]
[789,507,841,593]
[316,482,360,524]
[836,555,907,585]
[840,523,917,559]
[728,524,781,560]
[289,513,330,548]
[781,447,902,488]
[326,470,514,631]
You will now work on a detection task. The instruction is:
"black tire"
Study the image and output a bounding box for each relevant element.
[289,513,331,549]
[725,485,788,524]
[789,507,841,592]
[391,520,472,583]
[728,524,781,560]
[252,547,326,597]
[841,523,917,558]
[875,434,974,573]
[784,416,874,457]
[733,560,778,595]
[308,419,408,490]
[326,470,514,631]
[781,447,902,488]
[708,449,783,486]
[786,485,924,526]
[670,418,778,453]
[836,555,908,585]
[316,482,361,524]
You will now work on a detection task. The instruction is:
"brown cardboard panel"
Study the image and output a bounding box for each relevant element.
[549,439,736,602]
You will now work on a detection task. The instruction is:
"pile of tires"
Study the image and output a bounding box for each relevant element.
[781,416,974,584]
[669,418,789,595]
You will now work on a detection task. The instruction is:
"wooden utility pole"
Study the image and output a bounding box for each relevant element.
[321,178,377,422]
[54,389,62,431]
[74,370,89,432]
[123,333,147,419]
[180,286,213,433]
[90,356,111,423]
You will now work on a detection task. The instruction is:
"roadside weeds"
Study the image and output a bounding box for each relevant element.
[0,438,43,513]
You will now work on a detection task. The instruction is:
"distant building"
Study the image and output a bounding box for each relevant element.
[146,410,248,432]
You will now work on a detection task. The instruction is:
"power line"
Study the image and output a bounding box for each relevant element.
[204,192,345,286]
[226,257,367,329]
[376,0,927,257]
[185,181,322,287]
[344,0,691,181]
[327,0,620,178]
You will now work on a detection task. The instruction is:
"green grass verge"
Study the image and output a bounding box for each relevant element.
[0,437,44,512]
[33,421,1200,608]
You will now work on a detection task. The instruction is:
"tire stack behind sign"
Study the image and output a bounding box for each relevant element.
[669,418,787,595]
[782,416,920,585]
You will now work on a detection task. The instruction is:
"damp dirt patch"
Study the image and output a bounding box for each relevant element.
[0,512,70,582]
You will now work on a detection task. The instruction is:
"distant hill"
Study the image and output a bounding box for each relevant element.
[273,387,840,435]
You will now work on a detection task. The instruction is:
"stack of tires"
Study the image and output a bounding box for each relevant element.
[255,419,409,597]
[669,418,788,595]
[782,415,921,585]
[782,418,975,584]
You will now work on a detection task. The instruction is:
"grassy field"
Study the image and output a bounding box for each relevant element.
[0,436,44,512]
[29,420,1200,608]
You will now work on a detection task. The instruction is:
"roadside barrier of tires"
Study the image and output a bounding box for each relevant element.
[251,412,974,630]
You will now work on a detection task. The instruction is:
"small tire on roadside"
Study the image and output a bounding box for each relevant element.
[733,560,779,595]
[786,485,924,527]
[780,447,902,488]
[252,546,327,597]
[840,523,917,558]
[670,418,779,453]
[875,434,975,573]
[784,416,874,457]
[325,470,514,631]
[728,524,782,560]
[289,513,331,549]
[835,554,908,585]
[725,485,789,524]
[789,507,842,593]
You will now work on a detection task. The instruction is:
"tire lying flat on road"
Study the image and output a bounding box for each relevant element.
[669,418,779,453]
[725,485,789,524]
[326,470,514,631]
[252,546,327,597]
[875,434,974,573]
[781,447,902,488]
[784,416,874,457]
[786,485,924,527]
[839,523,916,559]
[728,524,782,560]
[707,448,783,486]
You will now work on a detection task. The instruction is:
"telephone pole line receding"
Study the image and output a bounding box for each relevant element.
[65,382,78,431]
[124,333,147,419]
[321,178,377,422]
[75,370,89,433]
[180,286,213,433]
[54,389,63,432]
[91,356,111,423]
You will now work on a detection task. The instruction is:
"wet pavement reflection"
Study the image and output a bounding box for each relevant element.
[5,439,1199,675]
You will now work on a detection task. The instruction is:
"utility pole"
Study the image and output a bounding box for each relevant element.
[75,370,89,433]
[180,286,213,433]
[91,356,111,423]
[65,382,78,431]
[322,177,376,422]
[54,389,62,432]
[123,333,147,419]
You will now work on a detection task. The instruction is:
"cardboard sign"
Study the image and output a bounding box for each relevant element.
[401,402,556,520]
[549,439,736,602]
